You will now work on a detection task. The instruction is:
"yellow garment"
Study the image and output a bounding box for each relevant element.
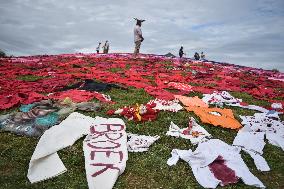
[175,95,208,108]
[185,106,242,129]
[135,103,142,121]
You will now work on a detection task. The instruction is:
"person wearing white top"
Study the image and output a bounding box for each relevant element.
[133,18,145,56]
[96,42,101,53]
[102,40,109,54]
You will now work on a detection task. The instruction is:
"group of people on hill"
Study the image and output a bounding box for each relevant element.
[179,46,206,60]
[95,18,207,61]
[96,40,110,54]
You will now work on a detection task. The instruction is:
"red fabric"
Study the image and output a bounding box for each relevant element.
[48,89,96,103]
[209,156,239,186]
[168,82,193,92]
[0,53,283,110]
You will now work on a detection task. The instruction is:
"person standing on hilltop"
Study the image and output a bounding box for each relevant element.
[103,40,109,54]
[133,18,145,56]
[200,52,205,60]
[96,42,101,53]
[179,46,185,58]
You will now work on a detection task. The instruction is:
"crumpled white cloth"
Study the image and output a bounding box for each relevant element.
[202,91,270,113]
[227,103,269,113]
[202,91,242,106]
[271,103,283,110]
[240,112,284,151]
[127,133,160,152]
[167,139,265,188]
[147,98,183,112]
[233,126,270,171]
[28,112,128,189]
[166,117,211,145]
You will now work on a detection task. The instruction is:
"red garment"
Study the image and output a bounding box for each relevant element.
[48,89,96,103]
[209,156,239,186]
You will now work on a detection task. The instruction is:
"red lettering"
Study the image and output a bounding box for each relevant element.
[90,124,125,134]
[90,150,123,161]
[90,163,120,177]
[87,140,121,149]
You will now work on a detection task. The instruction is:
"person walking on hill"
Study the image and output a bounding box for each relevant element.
[96,42,101,53]
[103,40,109,54]
[133,18,145,56]
[194,52,200,60]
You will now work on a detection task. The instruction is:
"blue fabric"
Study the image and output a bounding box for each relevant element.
[19,104,35,112]
[35,112,59,127]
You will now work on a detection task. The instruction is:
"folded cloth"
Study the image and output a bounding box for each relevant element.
[28,112,128,189]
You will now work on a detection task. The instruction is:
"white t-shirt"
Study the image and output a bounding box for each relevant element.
[134,25,142,42]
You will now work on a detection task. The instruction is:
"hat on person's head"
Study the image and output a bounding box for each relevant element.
[134,18,145,24]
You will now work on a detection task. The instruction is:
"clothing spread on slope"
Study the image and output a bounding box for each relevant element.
[240,112,284,151]
[166,117,211,145]
[167,139,265,188]
[185,106,242,129]
[28,112,128,189]
[233,126,270,172]
[127,133,160,152]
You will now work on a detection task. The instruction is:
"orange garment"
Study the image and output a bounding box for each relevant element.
[185,106,242,129]
[175,95,209,108]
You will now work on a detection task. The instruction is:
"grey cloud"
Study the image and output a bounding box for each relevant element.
[0,0,283,71]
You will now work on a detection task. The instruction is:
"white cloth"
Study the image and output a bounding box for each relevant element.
[134,25,142,42]
[233,127,266,154]
[232,127,270,171]
[243,149,270,172]
[167,139,265,188]
[148,98,183,112]
[166,117,211,145]
[83,117,127,189]
[271,103,283,109]
[240,112,284,136]
[203,91,271,113]
[227,103,269,113]
[127,133,160,152]
[240,112,284,151]
[202,91,241,106]
[266,132,284,150]
[28,112,128,189]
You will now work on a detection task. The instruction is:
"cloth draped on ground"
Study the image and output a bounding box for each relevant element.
[28,112,128,189]
[240,112,284,150]
[0,54,283,110]
[0,100,61,137]
[167,139,265,188]
[0,99,101,137]
[127,133,160,152]
[166,117,211,145]
[233,126,270,172]
[185,106,242,129]
[48,89,113,103]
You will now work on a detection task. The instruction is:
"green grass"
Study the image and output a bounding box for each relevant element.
[0,86,283,189]
[17,75,47,82]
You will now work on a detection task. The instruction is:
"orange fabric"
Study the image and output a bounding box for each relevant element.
[185,106,242,129]
[175,95,209,108]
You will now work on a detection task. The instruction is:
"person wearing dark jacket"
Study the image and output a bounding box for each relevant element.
[194,52,200,60]
[179,46,185,58]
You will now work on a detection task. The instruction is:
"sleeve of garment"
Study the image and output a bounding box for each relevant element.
[27,112,94,183]
[243,149,270,172]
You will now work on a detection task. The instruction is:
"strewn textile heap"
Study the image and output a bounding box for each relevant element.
[167,139,265,188]
[27,112,128,189]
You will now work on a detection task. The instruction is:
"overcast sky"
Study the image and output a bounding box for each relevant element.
[0,0,283,71]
